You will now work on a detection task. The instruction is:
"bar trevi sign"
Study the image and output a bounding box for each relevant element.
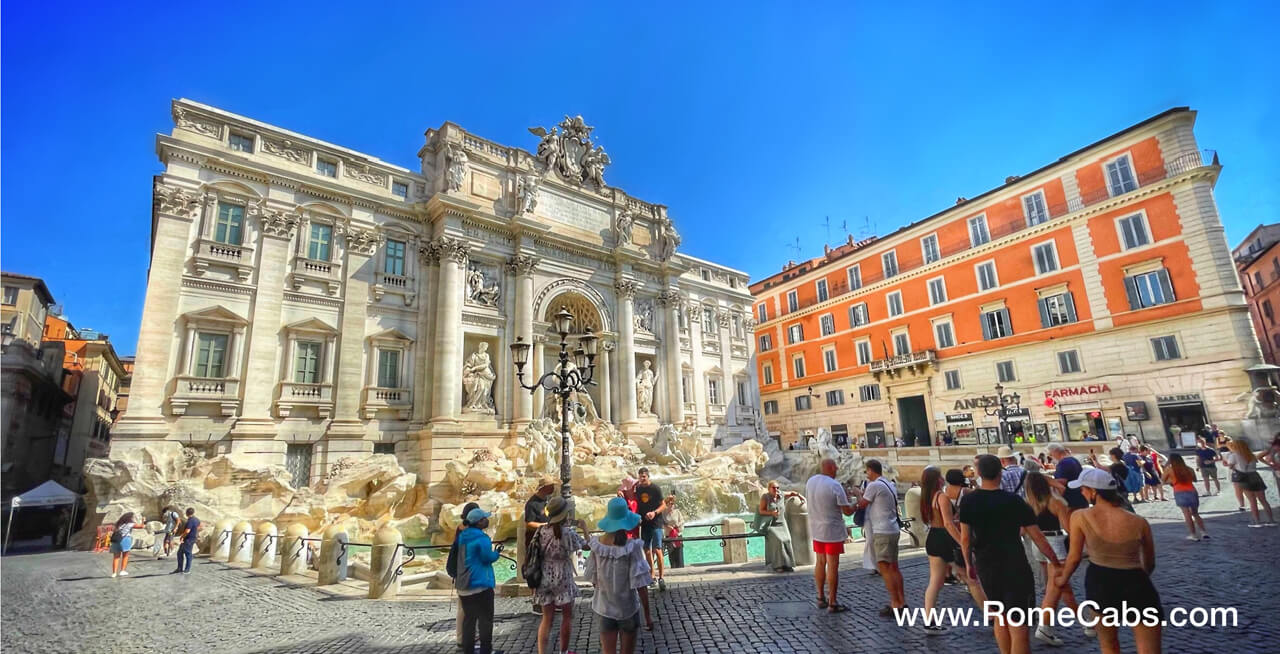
[1156,392,1202,405]
[1043,383,1111,399]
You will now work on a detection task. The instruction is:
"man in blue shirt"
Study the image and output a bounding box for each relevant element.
[172,508,200,574]
[1047,444,1089,509]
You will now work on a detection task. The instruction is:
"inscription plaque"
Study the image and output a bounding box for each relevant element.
[539,187,610,233]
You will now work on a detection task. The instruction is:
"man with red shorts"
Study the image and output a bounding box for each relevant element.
[805,459,855,613]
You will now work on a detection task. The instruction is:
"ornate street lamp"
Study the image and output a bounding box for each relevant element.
[510,306,597,505]
[984,382,1023,445]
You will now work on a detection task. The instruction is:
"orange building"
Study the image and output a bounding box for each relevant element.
[42,314,127,491]
[1235,226,1280,365]
[751,108,1266,452]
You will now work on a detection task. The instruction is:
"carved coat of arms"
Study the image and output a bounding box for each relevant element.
[528,115,611,189]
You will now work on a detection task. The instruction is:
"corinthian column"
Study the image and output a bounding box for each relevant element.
[616,279,639,427]
[431,236,469,423]
[507,254,540,427]
[658,289,685,425]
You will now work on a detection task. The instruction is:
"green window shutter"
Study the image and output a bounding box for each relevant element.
[1064,292,1078,323]
[1124,276,1140,309]
[1038,298,1050,329]
[1157,269,1174,303]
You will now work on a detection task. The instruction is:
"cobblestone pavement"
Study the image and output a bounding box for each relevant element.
[3,479,1278,654]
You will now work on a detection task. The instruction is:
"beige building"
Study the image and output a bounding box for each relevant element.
[1,272,72,499]
[113,101,761,487]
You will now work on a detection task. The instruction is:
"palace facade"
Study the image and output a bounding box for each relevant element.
[752,108,1268,451]
[113,100,761,487]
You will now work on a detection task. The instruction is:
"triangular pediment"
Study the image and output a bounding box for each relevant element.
[368,328,414,343]
[182,305,248,326]
[283,317,337,334]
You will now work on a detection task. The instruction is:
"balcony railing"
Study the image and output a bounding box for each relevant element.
[168,376,241,417]
[869,349,938,375]
[192,238,255,281]
[776,149,1218,317]
[276,381,335,418]
[372,271,416,306]
[363,386,412,419]
[289,255,344,295]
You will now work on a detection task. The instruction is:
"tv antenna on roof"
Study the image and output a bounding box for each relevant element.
[856,215,876,241]
[784,237,801,259]
[822,216,832,244]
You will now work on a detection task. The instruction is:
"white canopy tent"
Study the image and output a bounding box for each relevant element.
[4,480,80,554]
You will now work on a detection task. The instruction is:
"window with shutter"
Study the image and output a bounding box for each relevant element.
[787,291,798,313]
[762,365,773,385]
[1023,191,1049,225]
[823,348,837,372]
[817,279,829,302]
[848,265,862,290]
[856,340,872,365]
[893,332,910,356]
[1151,336,1181,361]
[850,303,868,327]
[934,322,955,348]
[996,361,1016,382]
[883,251,899,277]
[922,234,940,264]
[944,370,961,390]
[928,278,947,305]
[1106,155,1138,195]
[1033,242,1059,274]
[1118,214,1150,249]
[969,215,990,247]
[820,314,835,336]
[1127,269,1175,309]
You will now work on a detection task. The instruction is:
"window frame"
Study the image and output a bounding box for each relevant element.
[968,214,990,247]
[757,303,768,323]
[1,286,16,306]
[927,276,948,305]
[825,389,845,406]
[848,264,862,290]
[786,290,798,313]
[921,233,940,264]
[792,354,806,379]
[795,395,812,411]
[213,201,246,246]
[228,131,255,153]
[975,260,999,291]
[933,319,955,348]
[307,222,334,262]
[391,181,409,199]
[1022,189,1050,226]
[1116,212,1152,251]
[882,250,899,278]
[1038,291,1078,327]
[982,307,1013,340]
[316,157,338,178]
[759,333,773,352]
[1031,240,1060,275]
[1057,349,1082,374]
[944,369,961,390]
[376,347,402,388]
[819,313,835,336]
[1151,335,1182,361]
[383,239,407,276]
[859,384,881,402]
[1104,153,1138,197]
[886,290,904,317]
[762,363,774,385]
[816,278,829,302]
[1125,268,1175,310]
[855,338,872,366]
[849,302,869,328]
[995,360,1017,383]
[294,340,323,384]
[786,324,803,344]
[822,345,838,373]
[763,400,778,415]
[193,331,230,378]
[891,329,911,356]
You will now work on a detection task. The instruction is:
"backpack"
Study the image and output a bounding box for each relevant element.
[452,538,473,591]
[852,482,868,527]
[522,527,544,589]
[109,523,126,543]
[445,533,461,579]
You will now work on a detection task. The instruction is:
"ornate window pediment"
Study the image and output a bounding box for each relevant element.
[169,305,248,417]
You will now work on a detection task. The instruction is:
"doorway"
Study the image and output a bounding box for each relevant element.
[897,395,930,446]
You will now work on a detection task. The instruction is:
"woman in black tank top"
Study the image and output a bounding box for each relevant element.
[919,468,985,633]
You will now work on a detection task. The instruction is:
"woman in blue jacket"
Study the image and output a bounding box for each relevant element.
[456,507,503,654]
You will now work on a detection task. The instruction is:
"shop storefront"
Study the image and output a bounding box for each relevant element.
[1155,393,1208,450]
[943,412,974,444]
[1045,383,1121,443]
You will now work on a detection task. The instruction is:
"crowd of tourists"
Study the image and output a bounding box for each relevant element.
[442,431,1280,654]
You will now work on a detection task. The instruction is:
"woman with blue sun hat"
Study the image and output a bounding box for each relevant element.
[585,496,654,654]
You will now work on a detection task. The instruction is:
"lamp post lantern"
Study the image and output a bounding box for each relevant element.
[510,306,598,505]
[984,383,1023,445]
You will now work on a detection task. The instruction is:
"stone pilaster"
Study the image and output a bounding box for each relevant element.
[615,279,639,426]
[507,254,539,427]
[658,289,684,425]
[690,302,707,427]
[328,223,379,438]
[599,341,613,423]
[1070,221,1113,330]
[410,242,440,427]
[430,236,469,423]
[718,311,735,427]
[1172,181,1247,310]
[235,207,300,431]
[114,181,201,437]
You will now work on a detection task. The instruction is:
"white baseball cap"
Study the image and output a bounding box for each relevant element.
[1068,467,1117,490]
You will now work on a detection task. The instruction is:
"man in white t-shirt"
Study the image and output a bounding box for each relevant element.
[805,459,854,613]
[850,459,904,616]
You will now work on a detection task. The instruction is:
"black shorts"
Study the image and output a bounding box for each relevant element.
[977,560,1035,612]
[925,527,957,562]
[1085,563,1162,613]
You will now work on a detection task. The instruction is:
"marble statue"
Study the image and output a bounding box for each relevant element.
[633,301,654,333]
[583,145,610,189]
[636,360,657,416]
[528,115,610,187]
[538,359,600,423]
[1241,386,1280,419]
[466,266,501,307]
[615,210,634,244]
[518,174,539,214]
[462,343,496,414]
[446,144,468,192]
[658,216,681,261]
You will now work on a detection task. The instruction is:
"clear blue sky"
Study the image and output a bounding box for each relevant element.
[3,2,1277,355]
